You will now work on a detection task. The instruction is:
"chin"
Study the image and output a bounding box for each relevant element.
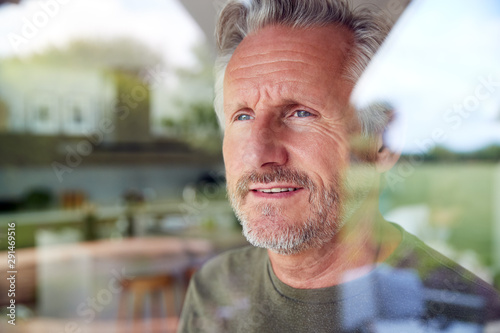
[239,208,341,255]
[229,177,347,254]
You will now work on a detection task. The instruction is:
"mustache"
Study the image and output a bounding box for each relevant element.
[234,167,316,199]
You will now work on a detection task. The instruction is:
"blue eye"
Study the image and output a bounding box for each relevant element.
[236,114,254,121]
[295,110,312,118]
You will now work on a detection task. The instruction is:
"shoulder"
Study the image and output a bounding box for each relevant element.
[179,246,269,332]
[388,224,500,321]
[392,226,489,288]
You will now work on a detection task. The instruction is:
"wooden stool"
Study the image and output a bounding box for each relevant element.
[118,274,181,332]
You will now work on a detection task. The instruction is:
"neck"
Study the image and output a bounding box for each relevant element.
[267,194,401,289]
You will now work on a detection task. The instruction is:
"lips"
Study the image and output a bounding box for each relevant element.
[249,184,303,197]
[255,187,298,193]
[235,168,313,200]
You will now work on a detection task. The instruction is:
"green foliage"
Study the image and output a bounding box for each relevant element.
[473,145,500,161]
[162,100,222,153]
[185,102,219,130]
[113,71,152,142]
[21,187,54,211]
[0,97,7,130]
[161,43,222,153]
[25,37,164,72]
[404,144,500,162]
[426,146,461,162]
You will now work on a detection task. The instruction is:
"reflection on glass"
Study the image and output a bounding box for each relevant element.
[0,0,499,332]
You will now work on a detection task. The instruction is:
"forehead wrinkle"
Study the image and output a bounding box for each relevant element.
[224,25,355,120]
[228,67,315,83]
[227,51,347,101]
[227,76,330,110]
[227,27,353,72]
[229,67,338,110]
[225,79,347,119]
[229,59,315,75]
[227,55,334,88]
[229,69,325,83]
[235,49,331,66]
[231,51,339,77]
[237,25,353,57]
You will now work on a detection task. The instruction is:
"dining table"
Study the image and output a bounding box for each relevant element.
[0,236,215,333]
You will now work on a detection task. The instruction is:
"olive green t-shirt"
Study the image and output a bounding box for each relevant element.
[178,224,500,332]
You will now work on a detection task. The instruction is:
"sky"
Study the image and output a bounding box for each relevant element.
[0,0,204,67]
[353,0,500,153]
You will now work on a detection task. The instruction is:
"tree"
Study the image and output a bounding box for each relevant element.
[27,37,164,72]
[0,97,7,131]
[161,43,221,153]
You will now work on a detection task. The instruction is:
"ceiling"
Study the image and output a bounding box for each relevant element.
[0,0,20,5]
[179,0,412,49]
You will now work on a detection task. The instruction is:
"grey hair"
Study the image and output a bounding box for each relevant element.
[214,0,391,135]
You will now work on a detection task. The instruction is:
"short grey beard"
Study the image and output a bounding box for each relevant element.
[228,168,345,255]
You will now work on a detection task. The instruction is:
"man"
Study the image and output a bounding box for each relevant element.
[179,0,500,331]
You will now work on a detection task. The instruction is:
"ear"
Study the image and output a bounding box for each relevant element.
[375,133,400,173]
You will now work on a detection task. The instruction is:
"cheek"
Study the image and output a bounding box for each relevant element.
[288,131,351,188]
[222,135,243,178]
[222,137,232,171]
[289,130,350,166]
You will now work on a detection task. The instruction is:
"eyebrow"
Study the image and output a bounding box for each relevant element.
[225,99,304,113]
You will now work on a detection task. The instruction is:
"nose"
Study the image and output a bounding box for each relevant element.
[243,118,288,168]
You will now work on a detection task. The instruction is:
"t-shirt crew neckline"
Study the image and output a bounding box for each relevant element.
[266,222,407,305]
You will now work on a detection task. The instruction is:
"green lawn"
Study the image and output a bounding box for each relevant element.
[381,161,498,267]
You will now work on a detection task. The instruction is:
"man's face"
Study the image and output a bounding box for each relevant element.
[223,25,375,254]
